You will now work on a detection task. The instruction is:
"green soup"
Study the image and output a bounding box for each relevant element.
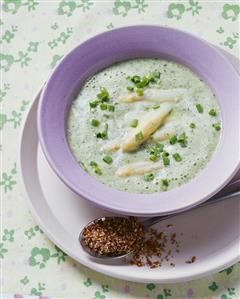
[67,59,221,193]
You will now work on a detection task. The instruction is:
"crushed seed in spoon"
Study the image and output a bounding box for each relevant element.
[82,217,145,256]
[82,216,196,268]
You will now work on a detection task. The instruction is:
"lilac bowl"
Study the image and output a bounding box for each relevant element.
[38,26,240,216]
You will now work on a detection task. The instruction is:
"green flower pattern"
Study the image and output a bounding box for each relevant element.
[0,163,17,192]
[84,278,92,287]
[3,0,39,14]
[57,0,93,17]
[222,4,240,21]
[0,243,8,259]
[29,247,51,269]
[24,225,43,240]
[167,0,202,20]
[0,99,29,130]
[1,1,240,298]
[2,229,15,242]
[31,282,45,296]
[0,41,39,72]
[48,27,73,49]
[0,25,18,44]
[51,245,68,264]
[0,83,10,102]
[113,0,148,17]
[20,276,29,285]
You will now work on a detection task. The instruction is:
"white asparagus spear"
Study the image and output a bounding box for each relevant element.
[121,102,173,152]
[118,88,186,103]
[101,138,120,153]
[116,161,162,177]
[150,128,176,143]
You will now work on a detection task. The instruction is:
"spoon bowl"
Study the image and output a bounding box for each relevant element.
[79,190,240,260]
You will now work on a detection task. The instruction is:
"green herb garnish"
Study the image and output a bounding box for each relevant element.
[131,119,138,128]
[144,173,155,182]
[162,151,170,166]
[103,156,113,165]
[96,124,108,139]
[173,153,182,162]
[148,143,164,161]
[209,109,217,116]
[100,103,107,110]
[161,179,169,191]
[135,131,144,141]
[130,75,141,84]
[90,161,102,175]
[212,122,221,131]
[90,161,98,167]
[196,104,204,113]
[178,132,188,148]
[127,86,134,92]
[107,104,115,112]
[89,100,99,108]
[153,105,160,109]
[190,122,196,129]
[97,87,109,102]
[169,135,177,145]
[91,119,100,127]
[136,88,143,96]
[149,154,158,162]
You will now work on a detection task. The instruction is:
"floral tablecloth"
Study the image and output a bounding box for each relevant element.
[1,0,240,298]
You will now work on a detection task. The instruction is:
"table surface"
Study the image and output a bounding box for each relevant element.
[1,1,240,298]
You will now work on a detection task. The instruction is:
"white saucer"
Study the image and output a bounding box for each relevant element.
[20,48,240,283]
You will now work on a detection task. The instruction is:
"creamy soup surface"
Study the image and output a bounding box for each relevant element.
[67,59,221,193]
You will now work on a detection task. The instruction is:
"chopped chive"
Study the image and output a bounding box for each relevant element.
[190,122,196,129]
[169,135,177,145]
[144,173,155,182]
[162,151,169,157]
[89,161,102,175]
[91,119,100,127]
[94,167,102,175]
[96,132,107,139]
[152,70,161,78]
[162,152,170,166]
[173,153,182,162]
[89,100,99,108]
[149,143,164,161]
[97,87,109,102]
[161,179,169,191]
[131,75,141,84]
[127,86,134,92]
[131,119,138,128]
[141,76,151,86]
[136,88,143,96]
[153,105,160,109]
[135,131,144,141]
[96,124,108,139]
[108,104,115,112]
[178,132,188,148]
[209,109,217,116]
[212,122,221,131]
[196,104,204,113]
[100,103,107,110]
[145,75,155,83]
[90,161,98,167]
[149,154,158,162]
[103,156,113,165]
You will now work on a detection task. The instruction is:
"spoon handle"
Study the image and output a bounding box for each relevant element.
[142,190,240,228]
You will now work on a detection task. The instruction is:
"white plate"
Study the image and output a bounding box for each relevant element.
[20,48,240,283]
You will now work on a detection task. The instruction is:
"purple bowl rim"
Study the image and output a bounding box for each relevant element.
[38,25,240,216]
